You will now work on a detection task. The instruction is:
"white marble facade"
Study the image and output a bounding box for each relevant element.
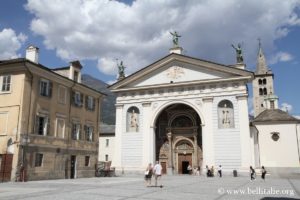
[109,52,254,174]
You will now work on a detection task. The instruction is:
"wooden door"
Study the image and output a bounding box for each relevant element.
[0,154,13,182]
[178,154,192,174]
[161,162,167,174]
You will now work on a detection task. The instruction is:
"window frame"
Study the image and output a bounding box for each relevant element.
[39,78,52,97]
[86,96,95,111]
[85,156,90,167]
[105,139,109,147]
[35,153,43,167]
[55,117,65,138]
[35,114,49,136]
[57,85,67,104]
[0,75,11,93]
[85,125,94,142]
[72,123,81,140]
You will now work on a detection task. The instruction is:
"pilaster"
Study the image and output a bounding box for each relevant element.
[112,104,123,170]
[202,97,215,167]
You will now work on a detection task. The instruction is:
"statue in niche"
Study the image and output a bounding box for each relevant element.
[222,104,231,128]
[130,109,138,131]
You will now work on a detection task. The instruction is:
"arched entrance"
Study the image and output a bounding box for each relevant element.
[155,103,202,174]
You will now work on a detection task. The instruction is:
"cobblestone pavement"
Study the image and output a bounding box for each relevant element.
[1,175,300,200]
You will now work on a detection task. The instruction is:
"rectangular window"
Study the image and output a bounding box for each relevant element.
[58,85,67,104]
[72,123,81,140]
[56,118,65,138]
[0,112,8,135]
[85,156,90,167]
[105,154,108,162]
[86,96,95,111]
[74,71,79,82]
[85,125,93,142]
[106,139,109,147]
[72,91,83,107]
[39,79,52,97]
[35,115,49,136]
[35,153,43,167]
[0,75,11,92]
[270,101,275,109]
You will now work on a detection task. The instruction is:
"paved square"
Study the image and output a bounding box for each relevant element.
[1,175,300,200]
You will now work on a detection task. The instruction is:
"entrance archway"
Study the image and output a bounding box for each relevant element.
[154,103,202,174]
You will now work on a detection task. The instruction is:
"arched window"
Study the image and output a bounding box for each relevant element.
[259,88,263,96]
[263,78,267,85]
[127,107,140,132]
[258,79,262,85]
[218,100,234,129]
[263,88,267,95]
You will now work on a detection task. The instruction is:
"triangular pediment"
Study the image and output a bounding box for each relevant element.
[109,53,253,91]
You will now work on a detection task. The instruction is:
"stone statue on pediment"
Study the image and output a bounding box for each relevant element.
[170,31,181,46]
[231,43,243,63]
[117,60,125,80]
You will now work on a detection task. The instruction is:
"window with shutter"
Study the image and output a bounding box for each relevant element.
[39,79,52,97]
[35,115,49,136]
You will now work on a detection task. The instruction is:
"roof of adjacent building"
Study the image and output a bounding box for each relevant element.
[99,124,115,136]
[253,109,300,123]
[0,58,106,96]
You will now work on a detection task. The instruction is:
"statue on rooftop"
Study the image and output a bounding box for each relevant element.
[231,43,243,63]
[117,60,125,80]
[170,31,181,47]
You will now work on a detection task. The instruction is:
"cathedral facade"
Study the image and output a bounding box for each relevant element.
[109,47,256,174]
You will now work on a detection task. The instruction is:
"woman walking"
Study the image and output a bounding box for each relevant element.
[144,163,153,186]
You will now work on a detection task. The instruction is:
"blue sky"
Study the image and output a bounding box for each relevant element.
[0,0,300,117]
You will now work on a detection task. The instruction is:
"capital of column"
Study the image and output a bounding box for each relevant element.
[115,103,124,108]
[236,94,248,100]
[142,102,151,107]
[202,97,214,103]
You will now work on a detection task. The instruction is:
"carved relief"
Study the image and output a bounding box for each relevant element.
[166,66,185,79]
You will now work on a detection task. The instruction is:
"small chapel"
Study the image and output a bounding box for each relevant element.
[108,37,300,175]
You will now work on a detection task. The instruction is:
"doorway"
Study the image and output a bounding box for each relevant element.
[70,155,76,179]
[178,153,192,174]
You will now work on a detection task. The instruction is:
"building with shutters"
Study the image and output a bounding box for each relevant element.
[0,46,104,181]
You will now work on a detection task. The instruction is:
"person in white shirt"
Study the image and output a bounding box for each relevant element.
[153,161,162,187]
[218,165,222,177]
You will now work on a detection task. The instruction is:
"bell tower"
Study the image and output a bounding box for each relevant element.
[252,40,276,117]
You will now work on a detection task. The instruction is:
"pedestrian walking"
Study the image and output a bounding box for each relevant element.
[153,161,162,187]
[218,165,222,177]
[261,166,267,181]
[250,166,256,180]
[144,163,153,186]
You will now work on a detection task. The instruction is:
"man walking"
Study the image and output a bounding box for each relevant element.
[218,165,222,177]
[153,161,162,187]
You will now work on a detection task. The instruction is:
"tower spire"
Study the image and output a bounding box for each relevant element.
[256,39,269,74]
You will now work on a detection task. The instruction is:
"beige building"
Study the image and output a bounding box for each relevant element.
[98,124,115,163]
[0,46,104,181]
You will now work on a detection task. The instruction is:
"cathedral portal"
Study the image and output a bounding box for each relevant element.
[155,104,202,174]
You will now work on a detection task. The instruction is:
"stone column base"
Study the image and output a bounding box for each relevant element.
[167,167,173,175]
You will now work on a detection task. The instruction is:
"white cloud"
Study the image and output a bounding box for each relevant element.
[269,51,294,65]
[0,28,27,59]
[280,102,293,113]
[25,0,300,75]
[294,115,300,119]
